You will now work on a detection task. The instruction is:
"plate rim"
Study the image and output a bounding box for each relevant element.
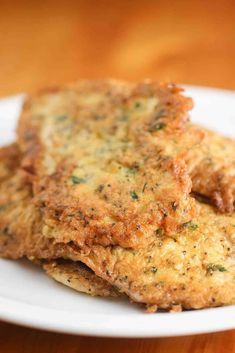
[1,294,235,338]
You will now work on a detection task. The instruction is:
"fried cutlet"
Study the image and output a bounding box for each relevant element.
[17,80,202,250]
[1,146,235,311]
[0,145,71,260]
[43,259,120,297]
[0,143,20,182]
[1,80,235,311]
[43,202,235,311]
[187,127,235,213]
[0,145,118,297]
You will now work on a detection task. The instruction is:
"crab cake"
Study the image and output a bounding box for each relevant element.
[17,80,201,249]
[187,127,235,213]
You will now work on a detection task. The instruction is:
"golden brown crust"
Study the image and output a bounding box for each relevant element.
[17,80,200,249]
[3,182,235,310]
[0,146,121,299]
[0,143,20,182]
[43,259,120,297]
[61,203,235,310]
[0,145,59,259]
[1,82,235,311]
[187,127,235,213]
[1,147,235,311]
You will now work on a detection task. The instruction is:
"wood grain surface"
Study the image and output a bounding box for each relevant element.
[1,321,235,353]
[1,0,235,352]
[0,0,235,97]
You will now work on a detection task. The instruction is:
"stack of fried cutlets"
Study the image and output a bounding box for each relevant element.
[0,80,235,312]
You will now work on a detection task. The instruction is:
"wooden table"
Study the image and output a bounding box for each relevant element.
[0,0,235,351]
[0,321,235,353]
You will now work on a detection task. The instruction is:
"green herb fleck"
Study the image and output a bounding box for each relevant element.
[71,176,86,185]
[142,182,147,193]
[149,122,166,132]
[156,228,163,236]
[182,221,198,231]
[135,101,142,109]
[207,264,227,273]
[151,267,158,274]
[129,165,139,174]
[124,165,139,178]
[56,115,67,122]
[96,184,104,193]
[93,114,104,121]
[0,204,9,212]
[3,226,10,236]
[120,114,129,121]
[130,191,139,200]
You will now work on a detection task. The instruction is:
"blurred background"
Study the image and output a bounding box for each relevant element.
[0,0,235,96]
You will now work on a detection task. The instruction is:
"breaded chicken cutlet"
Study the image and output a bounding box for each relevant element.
[0,144,47,259]
[17,80,203,250]
[0,144,20,182]
[1,146,235,311]
[187,127,235,213]
[43,259,120,297]
[0,145,119,298]
[1,80,235,312]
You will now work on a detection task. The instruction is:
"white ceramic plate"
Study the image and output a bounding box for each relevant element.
[0,86,235,338]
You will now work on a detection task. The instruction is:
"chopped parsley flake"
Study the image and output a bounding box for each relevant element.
[207,264,227,273]
[56,115,67,122]
[135,101,142,109]
[71,176,86,185]
[151,267,158,274]
[142,182,147,193]
[156,228,163,236]
[96,184,105,193]
[182,221,198,231]
[0,204,8,212]
[130,191,139,200]
[129,165,139,174]
[149,122,166,132]
[120,114,129,121]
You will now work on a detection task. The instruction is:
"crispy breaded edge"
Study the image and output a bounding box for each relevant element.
[0,145,121,298]
[16,80,197,251]
[0,143,20,182]
[17,79,193,180]
[188,125,235,213]
[43,259,120,297]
